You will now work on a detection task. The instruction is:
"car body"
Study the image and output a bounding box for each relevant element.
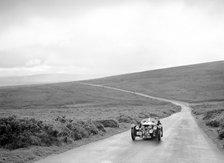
[131,117,163,141]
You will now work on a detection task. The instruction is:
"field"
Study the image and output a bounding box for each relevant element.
[0,82,181,163]
[87,61,224,102]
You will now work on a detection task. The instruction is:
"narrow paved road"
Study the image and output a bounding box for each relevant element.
[36,83,224,163]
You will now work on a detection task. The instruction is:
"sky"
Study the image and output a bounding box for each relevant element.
[0,0,224,78]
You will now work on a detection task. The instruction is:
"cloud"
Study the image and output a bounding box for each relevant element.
[0,0,224,77]
[25,59,43,67]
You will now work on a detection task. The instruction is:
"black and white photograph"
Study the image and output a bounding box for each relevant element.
[0,0,224,162]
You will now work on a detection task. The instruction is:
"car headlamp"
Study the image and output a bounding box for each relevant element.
[136,125,140,130]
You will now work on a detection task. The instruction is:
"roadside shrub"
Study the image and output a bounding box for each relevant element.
[62,136,73,144]
[0,116,109,150]
[66,122,89,140]
[218,128,224,140]
[96,119,119,128]
[93,121,106,132]
[83,121,100,135]
[191,109,200,115]
[149,113,159,117]
[203,109,224,120]
[55,115,73,123]
[57,126,72,137]
[0,116,59,149]
[138,113,149,119]
[117,115,133,123]
[66,120,105,140]
[206,120,220,127]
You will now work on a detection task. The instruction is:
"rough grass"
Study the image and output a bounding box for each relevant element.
[0,82,174,110]
[87,61,224,103]
[1,61,223,162]
[0,82,181,163]
[191,102,224,148]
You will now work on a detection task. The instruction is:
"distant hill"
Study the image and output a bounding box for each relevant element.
[1,61,223,102]
[87,61,224,102]
[0,74,82,87]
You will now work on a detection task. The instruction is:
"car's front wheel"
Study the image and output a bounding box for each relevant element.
[131,128,136,141]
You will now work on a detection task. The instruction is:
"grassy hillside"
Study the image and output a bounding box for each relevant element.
[87,61,224,102]
[0,82,181,124]
[86,61,224,151]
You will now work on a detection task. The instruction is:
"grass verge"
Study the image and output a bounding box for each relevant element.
[191,102,224,150]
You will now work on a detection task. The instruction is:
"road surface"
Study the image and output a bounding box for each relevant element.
[36,83,224,163]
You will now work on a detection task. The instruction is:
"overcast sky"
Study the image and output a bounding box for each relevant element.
[0,0,224,78]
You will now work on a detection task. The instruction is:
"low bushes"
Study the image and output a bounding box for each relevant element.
[203,111,224,140]
[138,113,149,119]
[0,116,120,150]
[0,115,59,149]
[191,104,224,143]
[206,120,220,127]
[93,121,106,132]
[218,128,224,140]
[117,115,134,123]
[96,119,119,128]
[203,109,224,120]
[66,120,105,140]
[55,115,73,123]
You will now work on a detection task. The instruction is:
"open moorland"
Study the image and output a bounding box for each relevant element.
[0,82,180,163]
[87,61,224,150]
[1,61,223,162]
[88,61,224,103]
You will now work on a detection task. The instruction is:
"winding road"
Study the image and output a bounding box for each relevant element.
[36,83,224,163]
